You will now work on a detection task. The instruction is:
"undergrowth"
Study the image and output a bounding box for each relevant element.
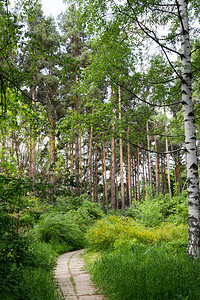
[86,215,187,251]
[87,244,200,300]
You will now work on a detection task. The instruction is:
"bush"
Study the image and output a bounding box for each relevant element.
[31,211,85,253]
[86,215,187,251]
[125,190,188,226]
[65,200,103,233]
[54,194,91,213]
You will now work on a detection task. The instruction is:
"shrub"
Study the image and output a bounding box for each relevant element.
[86,215,187,251]
[31,211,85,253]
[65,200,103,232]
[125,190,188,226]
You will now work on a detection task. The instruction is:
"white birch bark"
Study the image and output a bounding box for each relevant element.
[178,0,200,257]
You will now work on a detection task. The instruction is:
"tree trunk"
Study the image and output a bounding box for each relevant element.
[70,143,74,175]
[103,141,109,212]
[116,172,119,210]
[132,157,135,200]
[101,144,106,212]
[137,146,140,202]
[161,153,166,195]
[79,130,82,187]
[93,145,98,203]
[127,127,132,206]
[88,127,93,201]
[154,114,160,194]
[146,120,152,189]
[165,119,172,197]
[142,144,145,201]
[178,0,200,257]
[29,74,36,180]
[177,150,181,195]
[48,110,56,186]
[118,86,125,212]
[111,88,116,210]
[75,133,80,195]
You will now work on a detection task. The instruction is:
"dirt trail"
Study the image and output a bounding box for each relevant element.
[54,250,105,300]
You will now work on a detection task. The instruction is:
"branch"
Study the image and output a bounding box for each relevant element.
[113,79,182,108]
[0,72,34,103]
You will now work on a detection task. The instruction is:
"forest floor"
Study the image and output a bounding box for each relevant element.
[54,250,106,300]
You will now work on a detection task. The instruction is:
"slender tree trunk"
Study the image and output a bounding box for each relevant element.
[111,88,116,210]
[142,144,145,201]
[70,143,74,175]
[75,133,80,194]
[132,157,135,200]
[79,130,82,186]
[165,119,172,197]
[101,144,106,212]
[134,152,138,201]
[127,127,132,206]
[177,0,200,257]
[102,141,109,212]
[29,74,36,180]
[146,120,152,189]
[115,172,119,210]
[118,86,125,211]
[125,154,129,206]
[93,145,98,203]
[49,110,56,186]
[154,113,160,194]
[88,127,93,201]
[137,146,140,202]
[177,150,181,195]
[48,86,56,187]
[161,153,166,195]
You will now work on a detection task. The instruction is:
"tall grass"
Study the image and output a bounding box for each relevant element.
[89,244,200,300]
[0,241,61,300]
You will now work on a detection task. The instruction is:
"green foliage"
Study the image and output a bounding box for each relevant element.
[86,215,187,251]
[0,239,59,299]
[87,245,200,300]
[31,211,85,253]
[125,190,188,226]
[0,173,59,299]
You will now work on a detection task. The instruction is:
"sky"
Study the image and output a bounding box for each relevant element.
[9,0,68,18]
[41,0,67,18]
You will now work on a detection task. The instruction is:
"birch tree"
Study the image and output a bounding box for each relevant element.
[69,0,200,256]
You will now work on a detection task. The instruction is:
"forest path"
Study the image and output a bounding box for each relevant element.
[54,250,105,300]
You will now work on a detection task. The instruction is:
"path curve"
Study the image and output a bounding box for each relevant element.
[54,250,105,300]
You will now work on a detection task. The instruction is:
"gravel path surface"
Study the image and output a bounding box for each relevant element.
[54,250,105,300]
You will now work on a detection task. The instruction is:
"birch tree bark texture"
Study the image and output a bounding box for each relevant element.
[178,0,200,257]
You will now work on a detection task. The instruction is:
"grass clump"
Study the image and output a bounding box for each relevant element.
[88,244,200,300]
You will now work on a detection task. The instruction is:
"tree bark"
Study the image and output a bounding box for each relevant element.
[127,127,132,206]
[111,88,116,210]
[165,119,172,197]
[118,86,125,211]
[93,145,98,203]
[29,74,36,180]
[101,143,106,212]
[146,120,152,189]
[177,0,200,257]
[177,150,181,195]
[154,113,160,194]
[142,144,145,201]
[88,127,93,201]
[103,141,109,212]
[137,146,140,202]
